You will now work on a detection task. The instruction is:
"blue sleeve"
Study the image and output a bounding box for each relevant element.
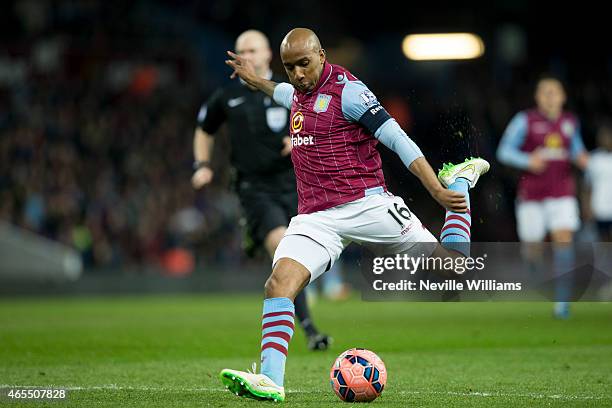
[496,112,531,169]
[272,82,294,110]
[341,80,392,134]
[570,122,586,159]
[374,119,424,168]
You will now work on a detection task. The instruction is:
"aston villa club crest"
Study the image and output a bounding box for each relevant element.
[314,94,332,113]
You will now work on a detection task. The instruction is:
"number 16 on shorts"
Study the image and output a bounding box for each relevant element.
[387,202,412,228]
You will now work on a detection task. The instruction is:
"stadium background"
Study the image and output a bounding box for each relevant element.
[0,2,611,406]
[1,1,611,279]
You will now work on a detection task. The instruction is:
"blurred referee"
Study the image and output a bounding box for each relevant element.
[191,30,330,350]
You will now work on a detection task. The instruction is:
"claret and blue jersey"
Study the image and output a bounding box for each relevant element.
[497,109,586,200]
[273,62,423,214]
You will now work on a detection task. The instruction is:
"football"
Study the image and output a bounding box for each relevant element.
[329,348,387,402]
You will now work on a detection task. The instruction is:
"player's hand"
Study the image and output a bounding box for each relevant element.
[432,188,468,213]
[575,151,589,171]
[225,51,256,82]
[528,151,547,174]
[281,136,292,156]
[191,167,214,189]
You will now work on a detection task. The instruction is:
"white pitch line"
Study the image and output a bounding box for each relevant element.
[398,390,605,400]
[0,385,605,401]
[0,385,221,393]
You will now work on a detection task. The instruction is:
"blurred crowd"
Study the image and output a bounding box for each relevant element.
[1,1,611,272]
[0,74,247,270]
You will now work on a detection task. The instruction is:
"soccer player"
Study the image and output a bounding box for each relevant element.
[497,74,589,319]
[584,121,612,241]
[220,28,489,402]
[192,29,330,350]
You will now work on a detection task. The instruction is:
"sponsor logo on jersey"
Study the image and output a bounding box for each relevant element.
[539,147,568,160]
[544,132,562,148]
[290,111,314,146]
[540,132,568,160]
[313,94,332,113]
[291,134,314,147]
[291,111,304,133]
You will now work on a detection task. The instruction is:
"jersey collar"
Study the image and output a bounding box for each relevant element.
[536,108,562,124]
[307,62,332,95]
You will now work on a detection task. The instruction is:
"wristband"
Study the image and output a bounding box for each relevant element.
[193,160,211,170]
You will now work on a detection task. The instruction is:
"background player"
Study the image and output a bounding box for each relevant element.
[584,121,612,242]
[192,29,330,350]
[219,28,489,402]
[583,121,612,300]
[497,74,589,319]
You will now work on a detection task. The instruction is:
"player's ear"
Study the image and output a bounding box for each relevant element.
[319,49,326,65]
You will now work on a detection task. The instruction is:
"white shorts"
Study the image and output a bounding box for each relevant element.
[272,193,437,281]
[516,196,580,242]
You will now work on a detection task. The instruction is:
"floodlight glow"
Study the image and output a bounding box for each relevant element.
[402,33,485,61]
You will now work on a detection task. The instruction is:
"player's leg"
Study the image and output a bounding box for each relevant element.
[593,220,612,298]
[373,157,490,279]
[550,228,574,319]
[336,170,478,281]
[221,213,344,401]
[430,158,490,270]
[547,197,580,319]
[219,256,308,402]
[515,200,547,287]
[243,185,330,349]
[258,235,334,386]
[262,198,332,351]
[264,227,331,350]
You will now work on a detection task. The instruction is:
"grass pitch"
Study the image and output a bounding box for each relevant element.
[1,294,611,407]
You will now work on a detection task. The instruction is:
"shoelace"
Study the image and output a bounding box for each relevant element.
[247,362,257,375]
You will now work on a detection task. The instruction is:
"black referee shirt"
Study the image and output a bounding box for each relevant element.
[197,75,293,188]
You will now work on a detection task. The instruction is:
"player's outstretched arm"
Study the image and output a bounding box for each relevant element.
[373,119,468,212]
[339,81,467,212]
[408,157,468,213]
[225,51,277,97]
